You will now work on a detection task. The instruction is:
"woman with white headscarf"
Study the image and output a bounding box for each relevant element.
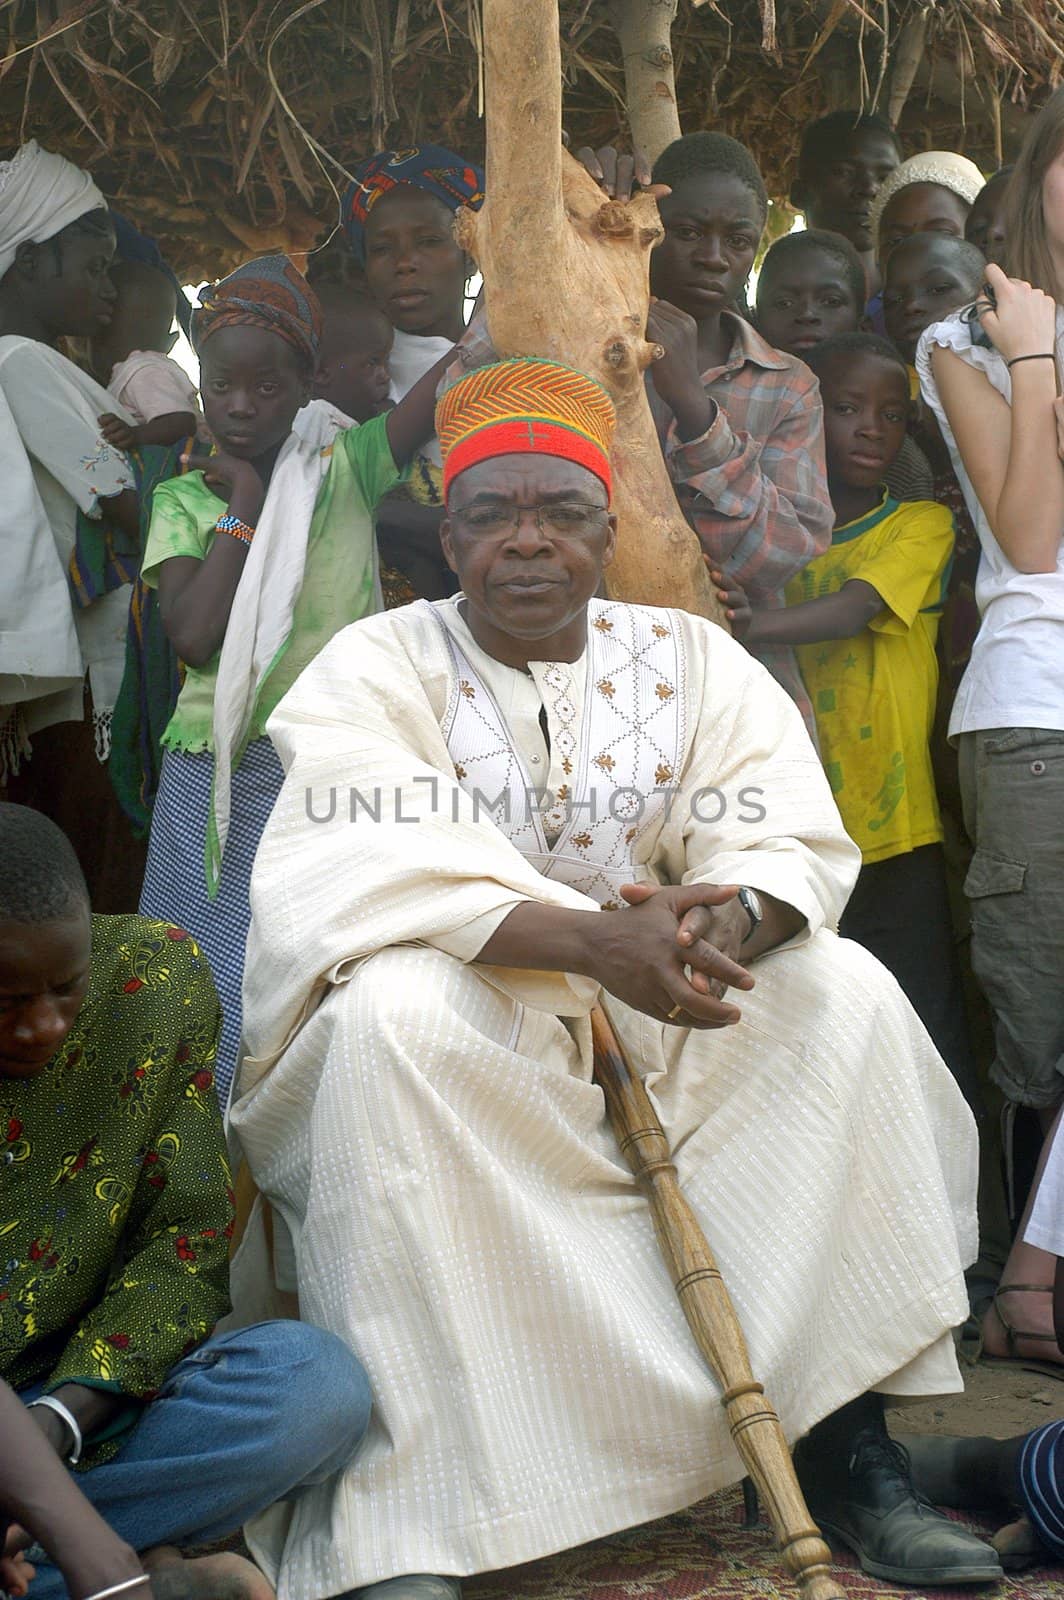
[0,141,146,907]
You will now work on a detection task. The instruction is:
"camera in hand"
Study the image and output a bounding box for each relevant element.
[961,283,997,349]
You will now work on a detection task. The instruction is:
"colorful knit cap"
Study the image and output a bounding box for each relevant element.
[342,144,485,262]
[436,357,616,499]
[192,254,322,366]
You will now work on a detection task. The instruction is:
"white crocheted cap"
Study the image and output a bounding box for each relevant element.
[870,150,985,239]
[0,140,106,279]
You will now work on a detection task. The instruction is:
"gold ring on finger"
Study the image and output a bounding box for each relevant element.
[666,1003,684,1021]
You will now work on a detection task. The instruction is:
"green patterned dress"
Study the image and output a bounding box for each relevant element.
[0,914,233,1462]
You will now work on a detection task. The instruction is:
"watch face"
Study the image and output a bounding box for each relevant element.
[740,886,763,927]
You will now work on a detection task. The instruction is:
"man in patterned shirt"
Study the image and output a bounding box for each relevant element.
[0,802,371,1600]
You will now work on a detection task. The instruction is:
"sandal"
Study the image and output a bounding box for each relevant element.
[980,1284,1064,1381]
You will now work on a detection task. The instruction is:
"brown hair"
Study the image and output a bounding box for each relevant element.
[1006,86,1064,296]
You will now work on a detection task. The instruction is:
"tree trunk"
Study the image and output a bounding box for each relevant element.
[609,0,681,167]
[457,0,722,623]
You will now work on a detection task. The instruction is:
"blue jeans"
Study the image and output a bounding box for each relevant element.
[22,1321,371,1600]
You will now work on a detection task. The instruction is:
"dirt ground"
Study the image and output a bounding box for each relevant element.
[888,1352,1063,1438]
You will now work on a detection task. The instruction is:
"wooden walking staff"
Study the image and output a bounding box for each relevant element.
[590,1003,845,1600]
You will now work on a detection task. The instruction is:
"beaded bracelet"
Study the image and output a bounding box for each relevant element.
[215,512,256,546]
[1006,353,1057,369]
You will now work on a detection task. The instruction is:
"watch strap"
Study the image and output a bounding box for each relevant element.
[737,885,763,940]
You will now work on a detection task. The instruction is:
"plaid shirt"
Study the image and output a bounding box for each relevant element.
[648,312,832,739]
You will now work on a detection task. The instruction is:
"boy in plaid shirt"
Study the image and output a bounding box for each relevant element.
[645,132,834,740]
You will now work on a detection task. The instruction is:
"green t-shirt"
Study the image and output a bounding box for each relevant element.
[142,412,398,751]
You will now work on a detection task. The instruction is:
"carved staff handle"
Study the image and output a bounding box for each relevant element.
[590,1002,844,1600]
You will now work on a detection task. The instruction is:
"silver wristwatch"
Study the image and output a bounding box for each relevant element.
[737,886,763,942]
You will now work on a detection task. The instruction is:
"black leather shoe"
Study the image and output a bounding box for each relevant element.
[797,1426,1004,1586]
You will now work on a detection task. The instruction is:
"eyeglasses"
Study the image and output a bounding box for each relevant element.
[450,501,609,539]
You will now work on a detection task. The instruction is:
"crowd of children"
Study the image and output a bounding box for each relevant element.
[1,83,1063,1590]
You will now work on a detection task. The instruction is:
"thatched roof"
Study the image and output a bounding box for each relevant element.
[3,0,1060,280]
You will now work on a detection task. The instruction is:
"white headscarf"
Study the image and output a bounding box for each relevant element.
[0,141,106,279]
[870,150,985,238]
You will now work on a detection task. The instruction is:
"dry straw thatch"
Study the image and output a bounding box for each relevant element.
[2,0,1060,279]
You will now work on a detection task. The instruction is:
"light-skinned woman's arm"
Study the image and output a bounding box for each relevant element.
[932,262,1064,575]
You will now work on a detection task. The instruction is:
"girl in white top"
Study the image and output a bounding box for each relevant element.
[918,87,1064,1375]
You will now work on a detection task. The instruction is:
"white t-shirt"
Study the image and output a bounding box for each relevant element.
[108,349,200,426]
[388,328,453,468]
[917,311,1064,735]
[1026,1114,1064,1257]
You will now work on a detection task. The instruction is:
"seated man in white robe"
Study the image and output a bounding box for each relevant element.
[229,357,995,1600]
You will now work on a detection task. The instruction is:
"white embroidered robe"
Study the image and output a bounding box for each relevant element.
[230,596,978,1599]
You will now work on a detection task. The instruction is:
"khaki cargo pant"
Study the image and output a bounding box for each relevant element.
[958,726,1064,1110]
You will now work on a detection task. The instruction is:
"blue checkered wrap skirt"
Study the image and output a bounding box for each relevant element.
[139,737,285,1107]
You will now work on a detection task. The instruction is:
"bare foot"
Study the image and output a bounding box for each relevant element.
[143,1546,275,1600]
[992,1515,1048,1571]
[982,1287,1064,1367]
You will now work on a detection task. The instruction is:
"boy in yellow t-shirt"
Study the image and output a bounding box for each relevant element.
[717,332,978,1110]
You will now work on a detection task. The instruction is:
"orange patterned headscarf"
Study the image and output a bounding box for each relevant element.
[192,254,322,367]
[436,358,616,500]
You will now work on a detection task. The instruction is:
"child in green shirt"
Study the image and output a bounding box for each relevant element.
[139,256,449,1103]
